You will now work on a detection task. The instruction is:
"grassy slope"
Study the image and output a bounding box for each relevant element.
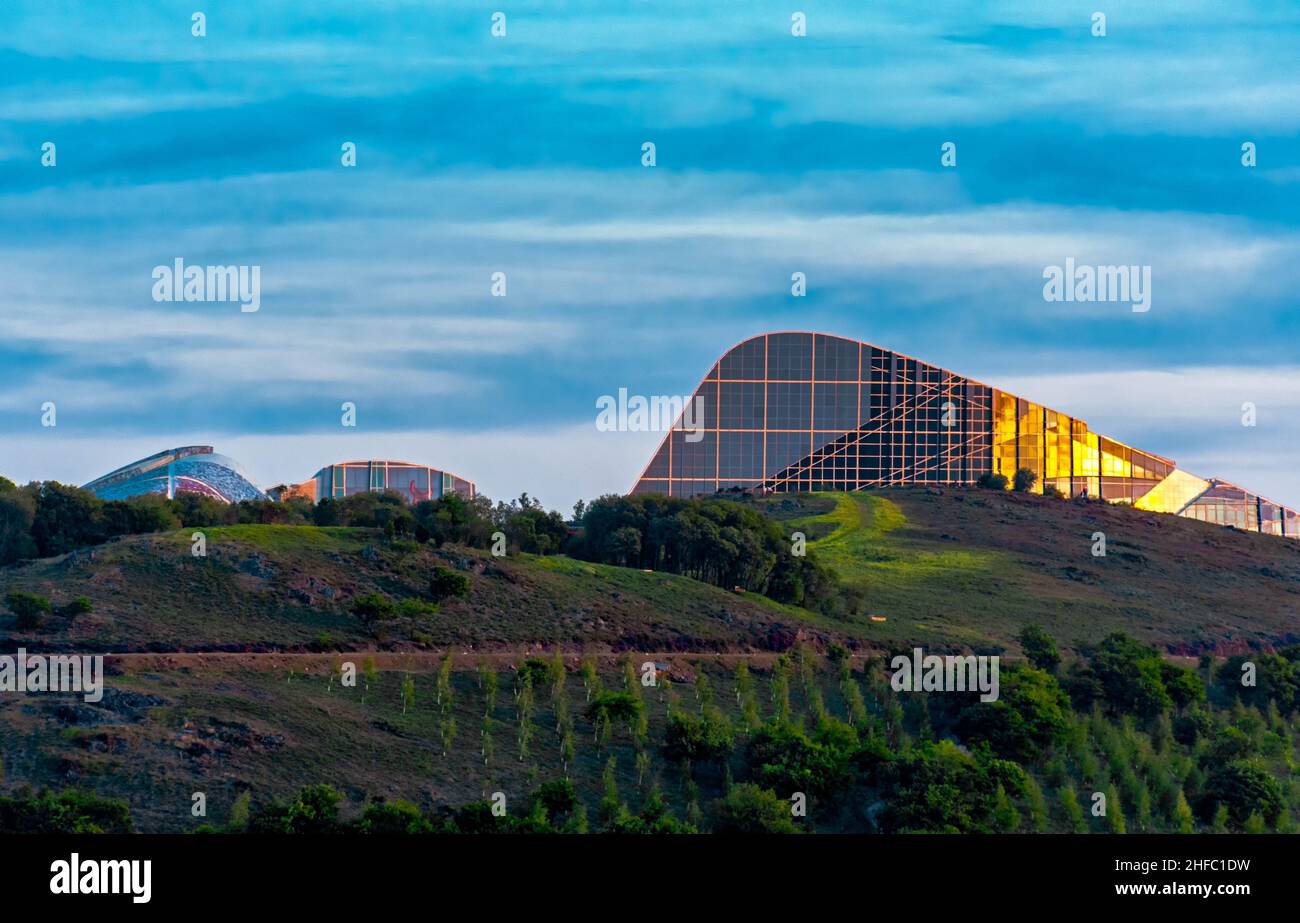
[4,488,1300,830]
[0,526,822,653]
[761,488,1300,655]
[4,486,1299,657]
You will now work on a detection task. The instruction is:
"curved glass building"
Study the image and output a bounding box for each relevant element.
[632,332,1299,539]
[84,446,267,503]
[297,460,475,503]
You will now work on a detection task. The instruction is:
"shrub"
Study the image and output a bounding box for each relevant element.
[429,566,471,601]
[976,473,1009,490]
[1017,624,1061,672]
[711,784,799,834]
[6,591,52,630]
[664,707,735,763]
[1012,467,1038,492]
[396,597,439,618]
[0,789,133,834]
[63,596,93,617]
[351,592,396,624]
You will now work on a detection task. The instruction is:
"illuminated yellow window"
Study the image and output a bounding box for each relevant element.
[1072,425,1099,477]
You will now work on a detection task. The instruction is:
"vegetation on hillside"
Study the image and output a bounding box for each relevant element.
[12,630,1300,834]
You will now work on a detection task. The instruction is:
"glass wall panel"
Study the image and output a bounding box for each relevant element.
[765,382,812,429]
[1044,410,1072,494]
[1072,421,1099,478]
[670,431,716,480]
[813,382,859,430]
[766,333,814,380]
[345,465,368,494]
[1133,468,1210,514]
[1017,399,1043,483]
[718,381,764,429]
[993,390,1017,480]
[719,336,765,379]
[814,334,860,381]
[1100,437,1131,478]
[718,432,763,479]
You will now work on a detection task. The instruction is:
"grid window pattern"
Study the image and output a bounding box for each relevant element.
[630,332,1299,540]
[315,461,475,502]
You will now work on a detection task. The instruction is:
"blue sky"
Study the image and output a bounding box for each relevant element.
[0,1,1297,512]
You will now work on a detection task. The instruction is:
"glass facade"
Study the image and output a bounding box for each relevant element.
[84,446,268,504]
[311,460,475,504]
[631,332,1298,540]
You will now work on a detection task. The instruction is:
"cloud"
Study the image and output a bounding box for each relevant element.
[1,1,1297,513]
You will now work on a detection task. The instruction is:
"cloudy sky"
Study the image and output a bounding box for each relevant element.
[0,1,1297,513]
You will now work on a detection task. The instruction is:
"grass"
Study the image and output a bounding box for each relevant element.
[752,488,1300,654]
[0,526,835,653]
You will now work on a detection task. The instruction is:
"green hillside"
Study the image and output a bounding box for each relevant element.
[2,486,1299,834]
[4,486,1298,658]
[0,525,818,654]
[756,488,1300,655]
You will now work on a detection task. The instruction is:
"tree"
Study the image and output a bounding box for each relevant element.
[586,692,644,741]
[604,527,642,567]
[1174,790,1194,834]
[1012,467,1038,493]
[517,674,535,761]
[734,661,760,729]
[437,653,456,755]
[1199,761,1285,829]
[745,720,854,797]
[531,778,580,830]
[29,482,105,557]
[0,489,37,565]
[992,785,1021,832]
[598,755,626,829]
[1070,633,1176,718]
[362,657,378,703]
[1104,784,1126,834]
[247,785,342,835]
[1023,776,1049,832]
[711,784,799,834]
[581,656,601,702]
[1017,624,1061,672]
[5,591,52,630]
[957,665,1071,762]
[359,799,435,834]
[664,707,734,764]
[1057,786,1087,833]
